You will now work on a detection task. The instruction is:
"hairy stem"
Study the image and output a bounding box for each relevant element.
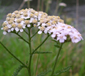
[0,42,28,68]
[51,43,63,76]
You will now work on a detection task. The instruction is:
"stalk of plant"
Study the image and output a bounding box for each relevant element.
[28,28,32,76]
[51,43,63,76]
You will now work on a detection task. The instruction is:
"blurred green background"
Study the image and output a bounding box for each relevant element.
[0,0,85,76]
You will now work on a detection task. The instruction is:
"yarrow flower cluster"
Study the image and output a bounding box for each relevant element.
[37,16,83,43]
[1,8,83,43]
[1,8,47,35]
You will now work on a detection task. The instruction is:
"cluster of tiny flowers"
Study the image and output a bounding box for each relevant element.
[38,16,64,34]
[1,8,83,43]
[1,8,47,35]
[38,21,83,43]
[50,23,83,43]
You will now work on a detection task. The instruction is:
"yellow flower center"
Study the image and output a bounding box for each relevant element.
[14,10,19,14]
[55,27,58,29]
[16,19,21,23]
[23,13,28,17]
[3,26,8,31]
[7,13,12,17]
[11,14,16,18]
[10,18,14,21]
[35,13,38,16]
[25,20,30,24]
[20,18,24,21]
[60,36,63,38]
[40,20,44,23]
[34,24,36,27]
[2,22,7,27]
[78,34,81,37]
[74,36,77,39]
[47,23,51,26]
[30,13,34,17]
[8,20,13,24]
[33,19,37,23]
[12,23,16,28]
[16,14,20,18]
[6,18,10,21]
[52,21,56,24]
[40,26,45,31]
[59,19,64,23]
[18,24,22,29]
[67,26,71,29]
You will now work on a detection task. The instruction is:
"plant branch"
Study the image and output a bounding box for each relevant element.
[51,43,63,76]
[0,42,28,69]
[31,30,39,38]
[32,34,50,54]
[24,29,29,35]
[15,33,30,44]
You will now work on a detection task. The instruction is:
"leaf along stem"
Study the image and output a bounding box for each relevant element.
[0,42,28,69]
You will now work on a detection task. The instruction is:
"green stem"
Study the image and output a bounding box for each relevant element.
[0,42,28,69]
[31,30,39,38]
[51,43,63,76]
[16,33,30,44]
[32,34,49,54]
[24,29,29,35]
[28,28,32,76]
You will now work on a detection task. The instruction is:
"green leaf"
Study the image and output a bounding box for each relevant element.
[52,40,58,43]
[34,51,52,54]
[12,65,24,76]
[54,65,72,76]
[52,40,61,48]
[37,69,52,76]
[54,45,60,48]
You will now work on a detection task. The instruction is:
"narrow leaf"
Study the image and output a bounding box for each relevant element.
[12,65,24,76]
[34,51,52,54]
[54,45,60,48]
[37,69,52,76]
[54,65,72,76]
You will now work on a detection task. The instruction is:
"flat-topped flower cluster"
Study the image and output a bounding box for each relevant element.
[1,8,83,43]
[1,8,45,34]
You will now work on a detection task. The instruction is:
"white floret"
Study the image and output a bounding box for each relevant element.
[57,34,67,43]
[38,31,42,34]
[3,31,7,35]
